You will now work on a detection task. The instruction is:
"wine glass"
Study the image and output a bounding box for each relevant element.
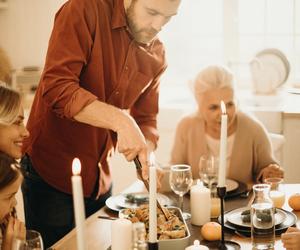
[199,155,219,195]
[13,230,44,250]
[169,164,193,220]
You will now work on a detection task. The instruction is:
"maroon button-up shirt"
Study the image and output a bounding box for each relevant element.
[23,0,167,197]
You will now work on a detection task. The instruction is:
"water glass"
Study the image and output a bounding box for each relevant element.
[199,155,219,194]
[264,177,285,208]
[169,164,193,220]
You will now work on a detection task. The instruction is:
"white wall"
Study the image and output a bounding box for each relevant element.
[0,0,66,69]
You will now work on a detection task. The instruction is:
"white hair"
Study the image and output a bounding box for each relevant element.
[192,65,235,102]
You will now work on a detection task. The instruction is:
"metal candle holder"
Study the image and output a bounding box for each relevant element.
[217,186,241,250]
[148,242,159,250]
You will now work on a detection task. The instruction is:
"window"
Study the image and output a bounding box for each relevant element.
[159,0,300,107]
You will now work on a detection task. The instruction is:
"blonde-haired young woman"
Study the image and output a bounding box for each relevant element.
[170,65,284,184]
[0,83,29,159]
[0,83,29,249]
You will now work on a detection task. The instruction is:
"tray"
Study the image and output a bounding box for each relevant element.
[120,206,190,250]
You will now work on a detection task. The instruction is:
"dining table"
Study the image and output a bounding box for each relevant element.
[51,182,300,250]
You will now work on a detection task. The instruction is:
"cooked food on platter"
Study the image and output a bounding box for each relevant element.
[120,205,187,240]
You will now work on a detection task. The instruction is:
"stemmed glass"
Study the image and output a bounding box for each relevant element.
[199,155,219,195]
[169,164,193,220]
[13,230,44,250]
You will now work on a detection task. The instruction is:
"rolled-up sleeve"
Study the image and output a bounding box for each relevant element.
[41,0,98,119]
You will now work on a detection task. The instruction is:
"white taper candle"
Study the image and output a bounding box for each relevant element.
[217,101,227,187]
[71,158,87,250]
[149,152,157,243]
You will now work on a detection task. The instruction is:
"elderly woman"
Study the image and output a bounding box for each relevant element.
[170,65,283,184]
[0,83,29,159]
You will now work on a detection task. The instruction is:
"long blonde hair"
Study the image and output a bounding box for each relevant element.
[0,83,22,125]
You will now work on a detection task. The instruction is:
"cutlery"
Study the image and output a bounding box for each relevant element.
[240,189,252,198]
[133,157,171,220]
[98,215,117,220]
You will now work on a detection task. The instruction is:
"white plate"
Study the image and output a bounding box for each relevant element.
[251,48,290,94]
[105,192,172,212]
[226,179,239,192]
[226,207,286,228]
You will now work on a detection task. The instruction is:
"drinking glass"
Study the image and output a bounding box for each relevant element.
[13,230,44,250]
[169,164,193,220]
[199,155,219,194]
[264,177,285,208]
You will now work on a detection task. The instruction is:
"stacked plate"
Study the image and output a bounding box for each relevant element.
[220,206,297,237]
[105,192,172,212]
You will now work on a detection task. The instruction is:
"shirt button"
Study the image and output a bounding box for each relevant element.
[125,66,129,71]
[115,91,119,95]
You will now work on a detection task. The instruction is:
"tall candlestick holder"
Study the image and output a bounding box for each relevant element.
[148,242,159,250]
[216,186,240,250]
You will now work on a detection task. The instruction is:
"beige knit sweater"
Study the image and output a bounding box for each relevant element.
[170,111,277,184]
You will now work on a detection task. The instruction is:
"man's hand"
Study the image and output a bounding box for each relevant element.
[257,164,284,182]
[116,113,147,163]
[281,227,300,250]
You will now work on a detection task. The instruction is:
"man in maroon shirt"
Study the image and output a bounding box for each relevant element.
[21,0,181,247]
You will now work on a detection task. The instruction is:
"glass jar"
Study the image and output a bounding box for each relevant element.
[251,184,275,250]
[132,222,148,250]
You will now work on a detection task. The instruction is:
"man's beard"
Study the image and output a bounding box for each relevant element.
[126,1,157,44]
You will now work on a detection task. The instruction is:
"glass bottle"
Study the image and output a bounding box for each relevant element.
[132,222,148,250]
[251,184,275,250]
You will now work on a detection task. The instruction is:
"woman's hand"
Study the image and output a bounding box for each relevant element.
[2,217,26,250]
[281,227,300,250]
[257,163,284,182]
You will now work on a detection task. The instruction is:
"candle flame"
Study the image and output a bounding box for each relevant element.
[220,101,227,114]
[72,158,81,175]
[149,152,156,167]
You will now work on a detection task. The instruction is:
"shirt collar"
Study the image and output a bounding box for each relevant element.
[111,0,127,29]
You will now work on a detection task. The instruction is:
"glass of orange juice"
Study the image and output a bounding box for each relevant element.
[264,177,285,208]
[210,196,221,218]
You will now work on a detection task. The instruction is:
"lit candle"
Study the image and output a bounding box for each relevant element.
[217,101,227,187]
[71,158,87,250]
[149,152,157,245]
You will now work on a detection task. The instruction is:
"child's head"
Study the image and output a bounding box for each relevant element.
[0,83,29,158]
[0,153,22,222]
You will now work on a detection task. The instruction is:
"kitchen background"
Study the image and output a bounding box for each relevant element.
[1,0,300,219]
